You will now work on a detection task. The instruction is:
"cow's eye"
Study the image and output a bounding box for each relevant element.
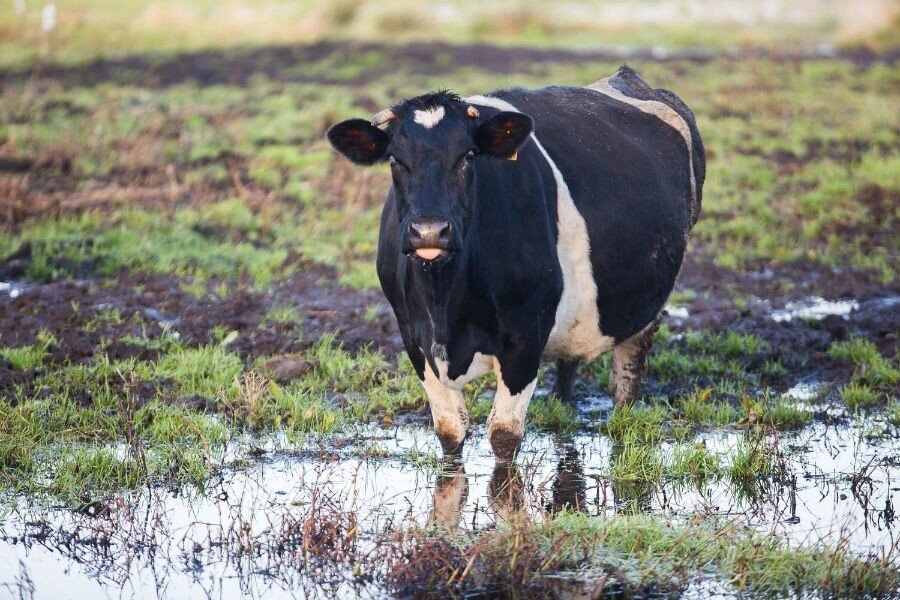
[465,150,476,162]
[459,150,476,169]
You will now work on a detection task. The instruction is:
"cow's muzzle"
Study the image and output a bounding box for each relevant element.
[406,217,453,261]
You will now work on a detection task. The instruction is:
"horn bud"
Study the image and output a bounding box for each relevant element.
[371,108,396,127]
[466,106,480,119]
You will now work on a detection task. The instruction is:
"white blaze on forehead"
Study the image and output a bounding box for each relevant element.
[413,106,446,129]
[586,77,697,218]
[465,95,615,361]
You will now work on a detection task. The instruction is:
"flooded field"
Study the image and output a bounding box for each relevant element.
[1,2,899,595]
[1,410,898,598]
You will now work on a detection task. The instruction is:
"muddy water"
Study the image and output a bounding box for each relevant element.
[0,406,897,599]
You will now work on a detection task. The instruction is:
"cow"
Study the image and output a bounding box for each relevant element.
[327,66,705,462]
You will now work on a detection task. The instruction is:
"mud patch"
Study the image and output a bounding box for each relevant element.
[0,252,399,402]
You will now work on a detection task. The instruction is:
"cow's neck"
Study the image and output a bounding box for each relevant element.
[408,253,468,353]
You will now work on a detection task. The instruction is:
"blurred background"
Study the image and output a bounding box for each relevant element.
[1,0,898,64]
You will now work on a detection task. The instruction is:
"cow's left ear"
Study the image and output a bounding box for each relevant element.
[327,119,390,165]
[475,111,533,159]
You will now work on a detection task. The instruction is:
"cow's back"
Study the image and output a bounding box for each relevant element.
[480,74,701,345]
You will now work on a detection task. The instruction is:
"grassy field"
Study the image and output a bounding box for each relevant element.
[1,2,899,598]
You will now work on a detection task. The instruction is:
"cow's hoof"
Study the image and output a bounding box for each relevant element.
[437,432,466,458]
[489,428,522,462]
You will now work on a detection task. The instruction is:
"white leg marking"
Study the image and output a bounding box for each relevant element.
[585,77,697,216]
[413,106,445,129]
[422,361,469,451]
[433,351,494,390]
[485,359,537,449]
[466,95,615,360]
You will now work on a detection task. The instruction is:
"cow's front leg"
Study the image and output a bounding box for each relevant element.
[487,356,538,462]
[421,364,469,456]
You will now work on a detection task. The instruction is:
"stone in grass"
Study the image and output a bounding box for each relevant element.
[264,355,317,382]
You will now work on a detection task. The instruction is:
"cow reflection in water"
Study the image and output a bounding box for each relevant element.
[429,445,588,528]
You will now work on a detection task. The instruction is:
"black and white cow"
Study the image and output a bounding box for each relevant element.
[327,66,705,461]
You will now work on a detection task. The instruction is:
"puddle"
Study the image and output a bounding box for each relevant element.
[771,296,859,323]
[0,281,25,299]
[782,381,823,402]
[0,414,897,598]
[665,304,690,320]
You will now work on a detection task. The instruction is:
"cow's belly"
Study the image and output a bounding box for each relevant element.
[432,350,495,391]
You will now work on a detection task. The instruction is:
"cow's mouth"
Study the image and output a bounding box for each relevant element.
[413,248,445,261]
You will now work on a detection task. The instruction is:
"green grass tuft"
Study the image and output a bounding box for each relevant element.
[603,403,666,444]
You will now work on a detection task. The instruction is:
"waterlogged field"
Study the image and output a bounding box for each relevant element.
[1,18,899,600]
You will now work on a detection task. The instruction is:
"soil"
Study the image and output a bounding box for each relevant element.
[0,246,399,399]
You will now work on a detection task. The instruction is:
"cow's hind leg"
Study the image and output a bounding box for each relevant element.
[552,359,579,403]
[422,365,469,457]
[609,315,662,405]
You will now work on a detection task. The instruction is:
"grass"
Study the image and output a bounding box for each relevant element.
[603,403,666,444]
[675,388,740,426]
[829,339,900,411]
[841,382,882,412]
[0,329,56,370]
[0,335,422,498]
[2,52,898,289]
[527,395,579,433]
[381,510,900,598]
[887,402,900,427]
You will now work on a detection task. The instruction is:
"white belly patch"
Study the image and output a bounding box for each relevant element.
[429,346,494,390]
[465,95,616,360]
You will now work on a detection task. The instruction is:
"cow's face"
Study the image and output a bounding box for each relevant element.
[327,92,532,263]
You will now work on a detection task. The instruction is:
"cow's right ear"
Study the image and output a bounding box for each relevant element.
[326,119,390,165]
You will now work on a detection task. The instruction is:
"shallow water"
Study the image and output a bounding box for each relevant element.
[771,296,859,323]
[0,281,24,299]
[0,405,897,599]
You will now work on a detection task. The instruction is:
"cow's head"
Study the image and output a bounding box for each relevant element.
[327,91,532,263]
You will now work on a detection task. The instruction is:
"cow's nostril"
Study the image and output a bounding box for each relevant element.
[409,218,451,246]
